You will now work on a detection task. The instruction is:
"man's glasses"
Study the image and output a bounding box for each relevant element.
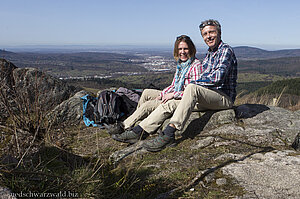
[199,21,214,29]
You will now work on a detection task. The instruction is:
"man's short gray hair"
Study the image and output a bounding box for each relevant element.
[199,19,221,34]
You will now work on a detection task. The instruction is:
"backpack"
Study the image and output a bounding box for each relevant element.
[94,90,127,125]
[115,87,141,115]
[81,88,142,127]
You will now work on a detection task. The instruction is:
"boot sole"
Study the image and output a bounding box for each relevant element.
[111,136,139,144]
[111,134,148,144]
[143,140,174,152]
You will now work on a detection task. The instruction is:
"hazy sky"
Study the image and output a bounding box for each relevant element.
[1,0,300,50]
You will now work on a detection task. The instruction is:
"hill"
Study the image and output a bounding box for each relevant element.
[0,51,147,77]
[236,78,300,110]
[0,49,16,56]
[238,56,300,77]
[255,78,300,96]
[197,46,300,60]
[233,46,300,59]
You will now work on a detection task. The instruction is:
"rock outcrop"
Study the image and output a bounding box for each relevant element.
[110,104,300,199]
[0,59,80,158]
[222,150,300,199]
[12,67,78,109]
[0,59,78,121]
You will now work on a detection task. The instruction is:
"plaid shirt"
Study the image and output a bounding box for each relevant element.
[195,41,237,102]
[161,58,201,99]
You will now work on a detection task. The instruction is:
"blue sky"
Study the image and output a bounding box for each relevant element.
[1,0,300,50]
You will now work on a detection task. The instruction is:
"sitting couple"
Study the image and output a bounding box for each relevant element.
[111,19,237,152]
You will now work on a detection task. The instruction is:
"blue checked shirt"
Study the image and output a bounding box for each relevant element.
[194,41,237,102]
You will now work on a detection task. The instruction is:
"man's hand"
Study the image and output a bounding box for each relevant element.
[161,93,174,104]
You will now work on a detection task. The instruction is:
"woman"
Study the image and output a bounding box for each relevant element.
[111,35,201,144]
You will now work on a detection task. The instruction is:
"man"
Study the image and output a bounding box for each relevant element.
[114,19,238,152]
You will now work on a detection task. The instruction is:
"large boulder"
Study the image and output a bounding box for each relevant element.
[47,90,88,127]
[110,104,300,163]
[109,104,300,199]
[12,67,78,110]
[0,59,80,158]
[222,150,300,199]
[179,104,299,147]
[0,59,79,121]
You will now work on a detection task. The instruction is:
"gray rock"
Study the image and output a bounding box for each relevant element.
[222,150,300,199]
[110,104,300,164]
[176,108,236,138]
[109,141,146,164]
[190,136,215,149]
[13,67,78,110]
[1,60,78,122]
[0,60,79,157]
[47,90,88,126]
[204,172,215,184]
[214,153,245,161]
[109,104,300,198]
[205,105,300,146]
[216,178,227,186]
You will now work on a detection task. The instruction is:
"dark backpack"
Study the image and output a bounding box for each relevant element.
[94,90,127,124]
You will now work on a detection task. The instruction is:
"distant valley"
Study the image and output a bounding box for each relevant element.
[1,46,300,78]
[1,46,300,110]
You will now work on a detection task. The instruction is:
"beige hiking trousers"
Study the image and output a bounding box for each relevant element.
[123,89,162,129]
[124,84,233,133]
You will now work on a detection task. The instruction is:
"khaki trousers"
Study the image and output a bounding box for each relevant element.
[123,89,162,129]
[136,84,233,133]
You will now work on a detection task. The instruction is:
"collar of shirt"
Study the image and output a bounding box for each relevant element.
[207,40,224,57]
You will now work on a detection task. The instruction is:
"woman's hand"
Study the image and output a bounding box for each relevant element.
[156,95,162,100]
[161,93,174,104]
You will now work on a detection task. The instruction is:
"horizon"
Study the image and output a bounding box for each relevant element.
[2,44,300,54]
[1,0,300,51]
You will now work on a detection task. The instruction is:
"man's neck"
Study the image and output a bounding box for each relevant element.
[209,41,222,52]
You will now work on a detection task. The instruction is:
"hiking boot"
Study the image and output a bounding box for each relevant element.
[111,130,149,144]
[142,134,174,152]
[107,122,124,135]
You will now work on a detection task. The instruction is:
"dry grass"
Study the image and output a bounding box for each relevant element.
[235,87,300,111]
